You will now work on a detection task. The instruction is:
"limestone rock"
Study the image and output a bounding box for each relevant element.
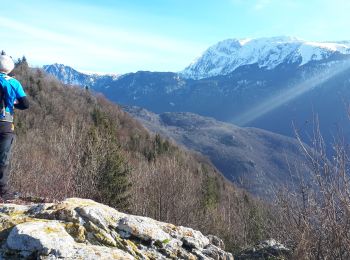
[236,239,290,259]
[0,198,233,259]
[207,235,225,249]
[7,221,75,258]
[117,215,171,242]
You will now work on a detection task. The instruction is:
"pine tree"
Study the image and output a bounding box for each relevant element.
[89,106,132,211]
[97,147,131,211]
[21,56,28,67]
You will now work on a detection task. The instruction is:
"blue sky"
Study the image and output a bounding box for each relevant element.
[1,0,350,74]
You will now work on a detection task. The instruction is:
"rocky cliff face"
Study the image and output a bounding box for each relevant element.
[0,198,233,259]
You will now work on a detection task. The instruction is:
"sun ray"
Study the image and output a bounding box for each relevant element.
[233,59,350,125]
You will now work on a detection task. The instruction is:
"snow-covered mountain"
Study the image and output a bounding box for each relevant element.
[43,36,350,147]
[43,63,119,87]
[181,36,350,79]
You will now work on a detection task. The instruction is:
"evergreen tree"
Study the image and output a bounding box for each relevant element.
[201,165,220,210]
[89,106,132,211]
[20,56,28,67]
[97,147,131,211]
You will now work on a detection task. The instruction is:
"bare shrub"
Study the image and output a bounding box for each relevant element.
[275,118,350,259]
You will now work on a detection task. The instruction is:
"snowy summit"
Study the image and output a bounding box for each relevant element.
[181,36,350,79]
[43,63,119,87]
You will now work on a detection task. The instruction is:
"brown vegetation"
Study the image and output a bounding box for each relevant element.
[13,58,350,258]
[273,120,350,259]
[8,59,275,254]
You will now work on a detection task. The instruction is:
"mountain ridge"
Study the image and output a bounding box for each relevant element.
[42,36,350,147]
[181,36,350,79]
[43,63,119,87]
[124,106,313,198]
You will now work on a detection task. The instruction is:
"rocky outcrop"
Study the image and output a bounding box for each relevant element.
[235,239,290,259]
[0,198,233,259]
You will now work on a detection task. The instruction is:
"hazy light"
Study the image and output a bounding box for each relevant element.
[233,59,350,126]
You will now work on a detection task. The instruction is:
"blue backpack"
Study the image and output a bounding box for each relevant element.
[0,76,12,122]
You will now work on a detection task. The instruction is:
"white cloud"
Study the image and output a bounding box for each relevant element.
[0,16,206,73]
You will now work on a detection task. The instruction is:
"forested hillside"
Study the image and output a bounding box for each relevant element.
[8,59,350,258]
[8,59,276,253]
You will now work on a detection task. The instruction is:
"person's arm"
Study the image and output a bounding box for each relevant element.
[14,96,29,110]
[13,78,29,110]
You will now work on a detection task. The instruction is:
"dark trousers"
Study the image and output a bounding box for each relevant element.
[0,132,14,194]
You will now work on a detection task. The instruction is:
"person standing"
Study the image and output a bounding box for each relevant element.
[0,53,29,200]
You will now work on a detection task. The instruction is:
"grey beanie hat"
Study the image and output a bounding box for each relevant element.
[0,55,15,74]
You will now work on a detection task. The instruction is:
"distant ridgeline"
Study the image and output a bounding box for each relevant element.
[124,107,315,199]
[44,37,350,147]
